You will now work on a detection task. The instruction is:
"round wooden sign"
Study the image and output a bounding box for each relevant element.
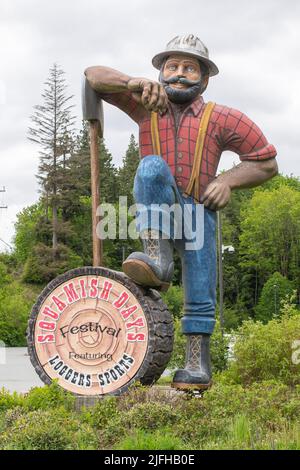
[27,267,173,396]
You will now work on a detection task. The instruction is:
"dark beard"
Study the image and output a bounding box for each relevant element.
[159,73,203,104]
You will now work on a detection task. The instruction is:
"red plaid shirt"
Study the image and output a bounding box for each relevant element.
[101,91,277,196]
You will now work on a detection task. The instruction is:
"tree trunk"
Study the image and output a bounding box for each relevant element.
[52,195,58,258]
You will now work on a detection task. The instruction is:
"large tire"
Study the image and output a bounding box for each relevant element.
[27,266,174,396]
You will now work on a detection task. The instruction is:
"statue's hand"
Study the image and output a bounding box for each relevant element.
[200,179,231,211]
[127,78,168,114]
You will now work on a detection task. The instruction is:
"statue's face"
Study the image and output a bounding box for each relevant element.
[163,55,202,91]
[160,54,206,104]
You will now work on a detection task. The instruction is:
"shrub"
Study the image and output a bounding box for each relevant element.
[224,308,300,386]
[0,389,24,412]
[0,409,98,450]
[115,428,187,450]
[167,319,186,370]
[0,281,39,346]
[173,381,300,450]
[81,396,118,428]
[255,272,295,322]
[1,380,300,450]
[120,402,178,431]
[95,390,183,449]
[0,262,11,288]
[24,381,75,412]
[161,285,184,319]
[210,321,230,372]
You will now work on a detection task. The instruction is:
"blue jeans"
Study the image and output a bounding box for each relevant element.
[133,155,217,335]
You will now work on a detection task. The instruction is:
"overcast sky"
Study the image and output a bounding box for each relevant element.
[0,0,299,250]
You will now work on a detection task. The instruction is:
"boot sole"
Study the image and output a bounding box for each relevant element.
[171,381,212,391]
[122,259,170,292]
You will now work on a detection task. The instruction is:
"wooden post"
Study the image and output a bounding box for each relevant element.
[90,120,102,267]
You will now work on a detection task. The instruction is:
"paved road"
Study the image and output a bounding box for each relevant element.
[0,348,43,393]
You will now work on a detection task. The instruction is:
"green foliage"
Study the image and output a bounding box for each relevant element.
[0,281,37,346]
[117,134,140,206]
[115,428,187,450]
[174,381,300,449]
[22,242,82,284]
[81,396,118,428]
[161,284,184,319]
[0,261,11,288]
[99,139,119,203]
[240,186,300,285]
[219,175,300,318]
[1,379,300,449]
[167,319,186,370]
[255,272,295,322]
[0,409,97,450]
[14,203,44,264]
[221,303,250,331]
[120,402,178,431]
[23,381,75,411]
[0,389,24,412]
[225,305,300,386]
[210,321,230,372]
[0,381,75,413]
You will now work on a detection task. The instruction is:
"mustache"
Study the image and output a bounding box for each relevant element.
[162,75,202,86]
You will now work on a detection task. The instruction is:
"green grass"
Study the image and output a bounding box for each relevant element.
[115,428,187,450]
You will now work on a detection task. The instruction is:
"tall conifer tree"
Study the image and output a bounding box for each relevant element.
[28,64,75,257]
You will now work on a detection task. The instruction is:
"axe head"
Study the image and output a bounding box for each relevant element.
[82,76,104,137]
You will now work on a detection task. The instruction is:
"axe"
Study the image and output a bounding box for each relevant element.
[82,77,104,267]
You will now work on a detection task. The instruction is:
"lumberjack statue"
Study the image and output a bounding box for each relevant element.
[85,34,278,391]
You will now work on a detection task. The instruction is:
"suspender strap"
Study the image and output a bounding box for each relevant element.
[185,101,215,201]
[150,112,161,155]
[150,102,215,201]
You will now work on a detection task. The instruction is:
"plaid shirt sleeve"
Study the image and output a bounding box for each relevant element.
[220,107,277,161]
[100,90,147,124]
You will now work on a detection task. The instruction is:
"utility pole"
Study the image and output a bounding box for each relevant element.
[0,187,7,209]
[0,186,12,251]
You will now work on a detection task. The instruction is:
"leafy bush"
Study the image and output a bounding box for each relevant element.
[172,381,300,450]
[120,402,178,431]
[81,396,118,428]
[1,380,300,450]
[0,281,37,346]
[0,389,24,412]
[0,382,75,414]
[161,285,184,319]
[167,319,186,370]
[0,409,97,450]
[0,262,11,288]
[24,381,75,411]
[225,306,300,386]
[115,428,187,450]
[210,321,230,372]
[255,272,295,322]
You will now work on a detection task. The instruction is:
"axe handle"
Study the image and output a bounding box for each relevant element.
[89,120,102,266]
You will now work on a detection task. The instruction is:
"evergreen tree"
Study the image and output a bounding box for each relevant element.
[28,63,75,257]
[118,134,140,206]
[99,138,119,203]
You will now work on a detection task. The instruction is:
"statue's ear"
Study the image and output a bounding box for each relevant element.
[201,76,209,94]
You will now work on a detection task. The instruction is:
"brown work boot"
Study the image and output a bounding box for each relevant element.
[122,229,174,292]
